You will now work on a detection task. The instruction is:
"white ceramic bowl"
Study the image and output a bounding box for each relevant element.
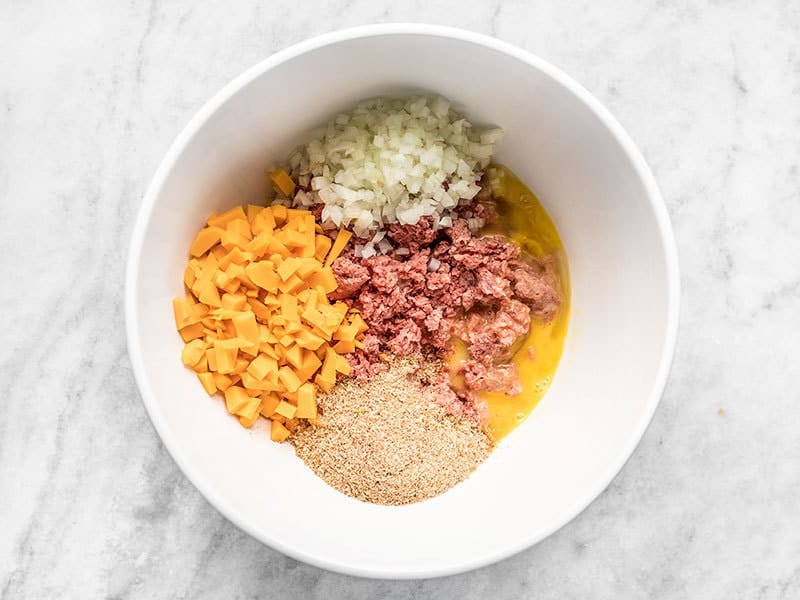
[126,24,679,578]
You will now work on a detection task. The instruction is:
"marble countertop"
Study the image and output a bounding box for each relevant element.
[2,1,799,598]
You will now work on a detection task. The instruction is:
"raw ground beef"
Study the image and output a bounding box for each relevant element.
[330,198,562,417]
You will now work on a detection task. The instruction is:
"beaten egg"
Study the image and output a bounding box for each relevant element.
[479,165,570,441]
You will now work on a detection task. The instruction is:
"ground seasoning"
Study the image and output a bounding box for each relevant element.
[290,359,493,505]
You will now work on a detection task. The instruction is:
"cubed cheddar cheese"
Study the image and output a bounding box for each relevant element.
[296,350,322,382]
[333,339,356,354]
[251,207,276,235]
[238,413,259,428]
[270,168,296,197]
[239,394,261,421]
[295,383,317,419]
[213,373,234,391]
[314,234,333,262]
[277,366,302,393]
[245,261,280,292]
[325,229,352,267]
[224,386,250,415]
[173,200,368,441]
[178,322,204,342]
[246,204,263,223]
[270,419,291,442]
[307,268,338,294]
[197,372,217,395]
[181,339,206,367]
[190,226,224,257]
[247,354,278,381]
[207,206,247,228]
[274,400,297,419]
[258,393,280,417]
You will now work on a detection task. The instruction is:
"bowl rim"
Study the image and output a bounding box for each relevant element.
[125,23,680,579]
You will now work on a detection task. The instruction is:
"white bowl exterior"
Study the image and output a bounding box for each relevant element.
[127,25,678,578]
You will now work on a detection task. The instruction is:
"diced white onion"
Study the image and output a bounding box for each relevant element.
[377,238,393,254]
[286,96,503,234]
[361,243,377,259]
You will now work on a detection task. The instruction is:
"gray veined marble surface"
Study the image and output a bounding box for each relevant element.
[1,1,799,598]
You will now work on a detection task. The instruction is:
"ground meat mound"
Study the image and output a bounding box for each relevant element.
[331,199,562,415]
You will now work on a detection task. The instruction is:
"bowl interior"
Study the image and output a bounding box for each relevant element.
[128,28,677,578]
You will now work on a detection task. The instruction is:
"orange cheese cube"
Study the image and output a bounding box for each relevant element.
[213,373,234,391]
[294,258,320,279]
[184,265,196,289]
[259,393,281,417]
[245,261,280,293]
[179,322,204,342]
[333,339,356,354]
[190,226,223,257]
[272,204,288,225]
[333,323,359,342]
[221,279,241,294]
[282,229,308,250]
[300,307,326,332]
[240,372,279,391]
[247,354,278,381]
[314,234,333,262]
[274,400,297,419]
[227,217,252,240]
[214,344,238,374]
[320,347,338,380]
[246,298,271,322]
[251,207,276,235]
[277,366,302,393]
[193,355,209,373]
[221,293,248,311]
[325,229,352,267]
[233,356,250,374]
[279,294,299,321]
[276,258,299,282]
[197,372,217,395]
[221,229,250,251]
[295,383,317,419]
[278,275,305,294]
[308,267,338,294]
[239,394,261,421]
[181,339,206,367]
[245,230,273,257]
[173,297,193,328]
[197,281,222,308]
[270,168,296,197]
[246,204,263,223]
[205,348,218,371]
[224,386,250,415]
[218,247,252,270]
[238,413,259,428]
[296,350,322,382]
[208,205,247,228]
[270,419,291,442]
[210,245,227,261]
[259,345,279,361]
[334,352,351,376]
[284,320,303,335]
[284,344,303,370]
[266,236,289,256]
[287,208,308,223]
[232,312,260,347]
[314,373,335,392]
